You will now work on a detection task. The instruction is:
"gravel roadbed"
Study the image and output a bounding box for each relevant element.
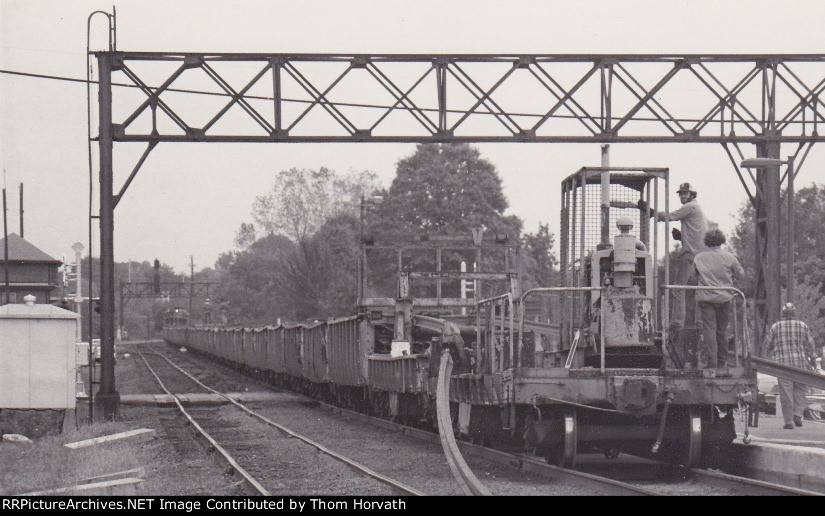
[146,344,608,495]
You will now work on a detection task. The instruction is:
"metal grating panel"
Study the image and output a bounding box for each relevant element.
[576,182,647,256]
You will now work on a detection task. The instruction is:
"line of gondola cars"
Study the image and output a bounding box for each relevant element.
[163,315,434,417]
[164,168,758,469]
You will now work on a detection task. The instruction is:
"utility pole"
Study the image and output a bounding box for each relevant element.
[72,242,84,342]
[118,282,124,341]
[189,255,194,317]
[19,183,23,239]
[96,51,119,420]
[786,156,795,303]
[3,187,9,305]
[357,194,384,305]
[358,196,365,303]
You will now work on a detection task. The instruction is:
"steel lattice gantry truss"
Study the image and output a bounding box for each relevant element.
[94,52,825,417]
[101,53,825,143]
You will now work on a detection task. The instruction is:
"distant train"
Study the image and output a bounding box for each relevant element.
[165,168,756,468]
[162,308,189,329]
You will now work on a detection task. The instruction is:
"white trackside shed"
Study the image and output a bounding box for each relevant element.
[0,295,78,410]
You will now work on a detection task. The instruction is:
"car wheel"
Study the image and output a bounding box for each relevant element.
[804,408,822,421]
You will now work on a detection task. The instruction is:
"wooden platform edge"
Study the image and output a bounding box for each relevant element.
[21,477,144,496]
[64,428,156,449]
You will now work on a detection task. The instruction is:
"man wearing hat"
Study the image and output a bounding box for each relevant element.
[654,182,709,329]
[764,303,820,429]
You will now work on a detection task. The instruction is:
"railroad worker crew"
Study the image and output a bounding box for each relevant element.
[692,228,744,369]
[642,183,709,329]
[764,303,820,430]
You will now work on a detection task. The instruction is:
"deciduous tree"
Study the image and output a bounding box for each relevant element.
[272,213,360,319]
[368,143,524,299]
[730,184,825,342]
[374,143,519,235]
[251,167,380,243]
[214,234,296,323]
[234,222,256,249]
[521,222,559,288]
[730,184,825,296]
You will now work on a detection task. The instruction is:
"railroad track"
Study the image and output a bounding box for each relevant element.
[148,346,658,495]
[318,402,823,496]
[688,468,820,496]
[317,403,661,496]
[136,349,425,496]
[148,344,820,496]
[574,454,822,496]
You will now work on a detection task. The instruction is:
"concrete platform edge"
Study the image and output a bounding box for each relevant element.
[733,441,825,493]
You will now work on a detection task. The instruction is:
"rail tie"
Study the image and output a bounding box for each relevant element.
[154,350,425,497]
[136,350,270,496]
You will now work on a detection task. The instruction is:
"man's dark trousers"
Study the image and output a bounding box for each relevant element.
[698,300,731,368]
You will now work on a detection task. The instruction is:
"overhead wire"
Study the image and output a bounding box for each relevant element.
[2,66,815,127]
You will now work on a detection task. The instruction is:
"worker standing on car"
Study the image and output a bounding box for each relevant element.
[764,303,820,429]
[693,228,744,369]
[645,183,709,330]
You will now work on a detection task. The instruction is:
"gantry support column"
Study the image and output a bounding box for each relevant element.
[96,52,120,420]
[753,138,781,357]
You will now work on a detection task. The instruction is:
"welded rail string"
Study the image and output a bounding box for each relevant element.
[435,352,492,496]
[154,351,426,496]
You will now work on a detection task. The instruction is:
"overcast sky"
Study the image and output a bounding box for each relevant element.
[1,1,824,274]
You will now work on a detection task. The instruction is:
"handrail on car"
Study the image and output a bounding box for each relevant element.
[475,293,514,374]
[517,285,750,371]
[662,285,751,368]
[518,287,606,369]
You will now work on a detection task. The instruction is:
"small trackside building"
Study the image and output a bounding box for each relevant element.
[0,295,80,433]
[0,233,62,305]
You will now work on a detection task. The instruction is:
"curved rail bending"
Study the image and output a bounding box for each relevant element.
[136,351,271,496]
[436,352,492,496]
[155,351,425,497]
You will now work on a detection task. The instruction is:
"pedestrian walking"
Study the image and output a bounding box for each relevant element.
[764,303,820,429]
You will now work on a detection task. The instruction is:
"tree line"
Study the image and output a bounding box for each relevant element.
[214,143,558,323]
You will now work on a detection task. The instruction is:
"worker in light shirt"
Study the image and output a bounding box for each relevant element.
[693,229,744,369]
[653,182,710,330]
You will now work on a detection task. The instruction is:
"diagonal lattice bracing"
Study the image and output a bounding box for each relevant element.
[529,62,601,135]
[200,62,274,135]
[774,63,825,133]
[365,62,439,135]
[101,53,825,143]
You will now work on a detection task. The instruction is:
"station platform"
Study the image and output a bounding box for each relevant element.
[742,412,825,448]
[732,399,825,492]
[739,389,825,446]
